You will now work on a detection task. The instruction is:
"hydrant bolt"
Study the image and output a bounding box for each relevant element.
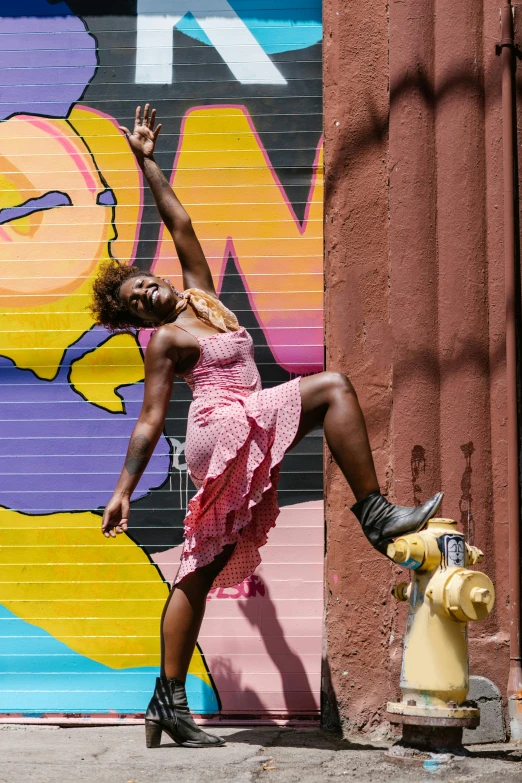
[388,541,407,563]
[470,587,491,605]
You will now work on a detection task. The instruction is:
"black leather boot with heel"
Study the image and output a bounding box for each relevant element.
[351,491,443,555]
[145,677,225,748]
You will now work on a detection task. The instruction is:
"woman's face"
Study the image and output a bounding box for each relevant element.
[118,275,176,324]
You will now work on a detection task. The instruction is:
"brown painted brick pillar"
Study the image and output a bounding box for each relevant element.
[324,0,512,733]
[323,0,396,732]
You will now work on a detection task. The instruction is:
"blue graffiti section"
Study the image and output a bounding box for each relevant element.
[176,1,322,54]
[0,327,170,514]
[0,606,218,714]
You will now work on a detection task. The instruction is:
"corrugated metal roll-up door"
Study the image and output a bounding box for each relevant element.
[0,0,324,721]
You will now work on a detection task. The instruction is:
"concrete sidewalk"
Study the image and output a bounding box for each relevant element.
[0,724,521,783]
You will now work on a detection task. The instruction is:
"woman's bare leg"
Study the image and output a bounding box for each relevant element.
[161,543,235,680]
[289,372,443,553]
[290,372,379,501]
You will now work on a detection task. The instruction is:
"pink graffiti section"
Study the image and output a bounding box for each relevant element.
[151,500,323,715]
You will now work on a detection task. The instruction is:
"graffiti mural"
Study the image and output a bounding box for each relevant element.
[0,0,323,717]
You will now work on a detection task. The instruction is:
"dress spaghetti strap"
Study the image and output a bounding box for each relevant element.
[172,322,197,340]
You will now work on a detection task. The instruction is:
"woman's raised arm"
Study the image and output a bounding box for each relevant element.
[120,104,216,297]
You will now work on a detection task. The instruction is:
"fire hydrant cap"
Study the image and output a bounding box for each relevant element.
[386,535,426,568]
[444,570,495,622]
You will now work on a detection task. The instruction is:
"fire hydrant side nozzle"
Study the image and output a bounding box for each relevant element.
[386,518,495,749]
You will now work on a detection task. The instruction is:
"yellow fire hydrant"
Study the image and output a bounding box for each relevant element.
[386,518,495,752]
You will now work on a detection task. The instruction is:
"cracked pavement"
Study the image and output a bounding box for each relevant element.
[0,724,521,782]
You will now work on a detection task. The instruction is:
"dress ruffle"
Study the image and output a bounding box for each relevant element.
[175,377,302,588]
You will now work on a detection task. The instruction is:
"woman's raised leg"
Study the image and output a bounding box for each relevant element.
[291,371,379,502]
[290,372,442,552]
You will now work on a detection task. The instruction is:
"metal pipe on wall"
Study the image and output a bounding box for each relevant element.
[500,0,522,740]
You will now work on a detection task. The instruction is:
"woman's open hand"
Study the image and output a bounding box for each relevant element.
[120,104,162,162]
[101,493,130,538]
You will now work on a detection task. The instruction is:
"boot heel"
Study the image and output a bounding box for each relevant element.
[145,720,162,748]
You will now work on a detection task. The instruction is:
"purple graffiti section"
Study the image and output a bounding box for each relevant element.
[96,189,117,207]
[0,328,170,514]
[0,191,72,225]
[0,1,97,120]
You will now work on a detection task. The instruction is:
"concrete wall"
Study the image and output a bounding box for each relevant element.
[323,0,515,733]
[0,0,324,719]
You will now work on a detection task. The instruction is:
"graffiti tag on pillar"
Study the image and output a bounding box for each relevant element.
[410,445,426,507]
[459,441,475,544]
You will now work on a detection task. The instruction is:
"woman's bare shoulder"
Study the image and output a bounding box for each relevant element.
[146,323,194,354]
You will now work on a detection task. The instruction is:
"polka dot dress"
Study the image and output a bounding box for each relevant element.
[174,325,302,589]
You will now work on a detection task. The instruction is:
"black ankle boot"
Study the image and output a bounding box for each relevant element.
[145,677,225,748]
[351,491,443,555]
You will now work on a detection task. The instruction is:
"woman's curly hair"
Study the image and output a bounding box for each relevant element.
[89,260,151,331]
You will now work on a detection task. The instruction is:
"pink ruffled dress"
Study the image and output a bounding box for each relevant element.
[173,321,302,588]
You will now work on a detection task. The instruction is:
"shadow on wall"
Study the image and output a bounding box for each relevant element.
[321,654,342,733]
[209,578,317,717]
[326,62,501,187]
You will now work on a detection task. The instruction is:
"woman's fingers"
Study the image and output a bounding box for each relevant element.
[102,519,115,538]
[101,507,111,535]
[101,497,129,539]
[103,520,127,538]
[153,123,162,142]
[105,518,119,538]
[133,103,157,132]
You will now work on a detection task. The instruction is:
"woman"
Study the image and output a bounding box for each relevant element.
[92,105,442,749]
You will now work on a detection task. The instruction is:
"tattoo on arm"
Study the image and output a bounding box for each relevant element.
[143,159,171,190]
[125,434,151,476]
[142,159,189,230]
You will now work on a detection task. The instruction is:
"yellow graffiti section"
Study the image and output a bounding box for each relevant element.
[153,106,323,367]
[0,111,141,380]
[69,333,144,413]
[0,507,211,685]
[69,106,142,270]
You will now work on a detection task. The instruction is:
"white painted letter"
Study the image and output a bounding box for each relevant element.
[135,0,287,85]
